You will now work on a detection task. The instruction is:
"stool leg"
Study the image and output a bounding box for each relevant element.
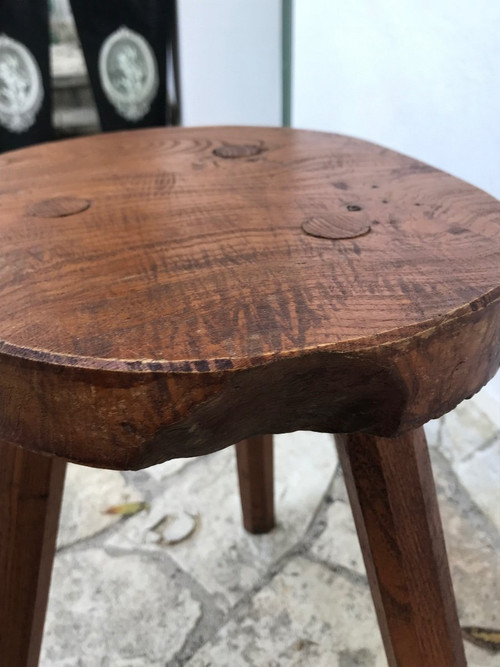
[0,441,66,667]
[335,428,466,667]
[236,435,274,534]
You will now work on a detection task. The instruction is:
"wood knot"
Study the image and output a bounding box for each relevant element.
[302,211,371,240]
[29,196,91,218]
[213,144,263,159]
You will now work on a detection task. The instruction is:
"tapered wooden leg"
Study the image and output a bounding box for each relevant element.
[236,434,274,534]
[0,441,66,667]
[335,428,466,667]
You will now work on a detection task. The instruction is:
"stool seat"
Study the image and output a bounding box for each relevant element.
[2,126,496,666]
[0,126,499,468]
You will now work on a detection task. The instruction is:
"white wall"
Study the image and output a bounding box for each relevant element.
[178,0,282,127]
[293,1,500,198]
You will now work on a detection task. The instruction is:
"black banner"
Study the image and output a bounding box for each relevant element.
[70,0,175,132]
[0,0,52,152]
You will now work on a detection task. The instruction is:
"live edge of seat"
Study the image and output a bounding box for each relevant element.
[0,294,499,471]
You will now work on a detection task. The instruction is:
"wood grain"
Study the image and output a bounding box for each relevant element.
[336,429,466,667]
[236,435,274,534]
[212,143,264,158]
[0,440,66,666]
[0,126,499,467]
[301,212,371,240]
[28,196,91,218]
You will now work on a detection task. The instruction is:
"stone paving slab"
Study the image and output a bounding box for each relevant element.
[437,376,500,536]
[421,448,500,667]
[146,457,194,483]
[186,557,386,667]
[309,499,365,575]
[440,401,497,465]
[453,439,500,533]
[41,550,202,666]
[107,432,337,608]
[472,371,500,431]
[57,464,144,549]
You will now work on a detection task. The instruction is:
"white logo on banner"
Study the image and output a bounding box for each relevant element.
[99,26,159,121]
[0,34,44,133]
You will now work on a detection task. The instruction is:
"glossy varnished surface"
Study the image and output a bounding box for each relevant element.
[0,126,499,370]
[0,127,500,467]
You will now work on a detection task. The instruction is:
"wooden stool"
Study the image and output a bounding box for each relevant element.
[1,127,499,666]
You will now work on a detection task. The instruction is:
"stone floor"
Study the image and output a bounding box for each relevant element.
[40,374,500,666]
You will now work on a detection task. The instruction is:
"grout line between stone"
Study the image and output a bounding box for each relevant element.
[430,447,500,548]
[459,431,499,463]
[303,552,369,588]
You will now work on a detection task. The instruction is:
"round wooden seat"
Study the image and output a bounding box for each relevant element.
[0,126,499,468]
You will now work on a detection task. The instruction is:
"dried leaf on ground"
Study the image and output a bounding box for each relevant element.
[462,626,500,653]
[103,501,149,516]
